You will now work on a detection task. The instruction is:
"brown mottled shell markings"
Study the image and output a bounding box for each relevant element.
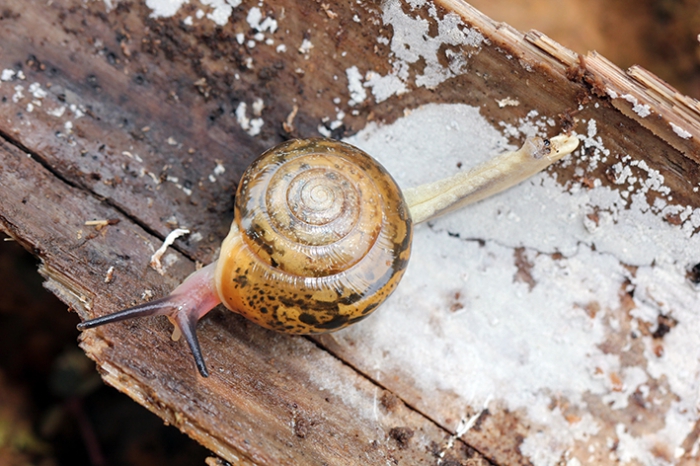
[215,138,413,334]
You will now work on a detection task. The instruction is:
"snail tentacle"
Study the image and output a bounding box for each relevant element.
[171,305,210,377]
[404,134,579,224]
[76,297,176,330]
[78,262,221,377]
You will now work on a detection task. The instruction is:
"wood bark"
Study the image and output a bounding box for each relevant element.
[1,1,699,464]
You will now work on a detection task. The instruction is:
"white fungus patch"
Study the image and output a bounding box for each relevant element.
[670,122,692,140]
[621,93,652,118]
[209,160,226,183]
[49,106,65,117]
[298,38,314,56]
[235,101,263,137]
[202,0,242,26]
[144,0,189,18]
[102,0,118,11]
[246,6,278,33]
[1,69,16,81]
[360,0,484,103]
[69,103,85,119]
[344,103,700,465]
[213,161,225,175]
[363,70,408,103]
[28,82,47,99]
[12,85,24,103]
[496,97,520,108]
[141,0,241,25]
[346,66,367,106]
[251,97,264,117]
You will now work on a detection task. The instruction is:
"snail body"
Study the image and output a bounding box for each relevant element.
[77,135,579,377]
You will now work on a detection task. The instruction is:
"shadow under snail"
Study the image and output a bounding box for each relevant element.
[77,135,579,377]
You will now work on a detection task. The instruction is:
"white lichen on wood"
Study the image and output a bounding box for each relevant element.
[346,102,700,465]
[670,122,692,140]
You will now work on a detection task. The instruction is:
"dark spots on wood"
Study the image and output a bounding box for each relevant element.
[257,61,285,82]
[293,416,315,439]
[652,314,678,339]
[448,291,464,313]
[557,110,575,133]
[0,8,20,21]
[388,426,413,450]
[380,391,400,412]
[513,247,536,291]
[208,105,225,124]
[25,54,45,72]
[104,50,119,66]
[83,75,101,95]
[314,121,347,140]
[664,212,683,225]
[686,262,700,284]
[472,408,489,432]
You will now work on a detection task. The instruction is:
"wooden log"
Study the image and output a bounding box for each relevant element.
[2,0,700,464]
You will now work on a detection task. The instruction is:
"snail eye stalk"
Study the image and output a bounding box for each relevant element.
[77,263,220,377]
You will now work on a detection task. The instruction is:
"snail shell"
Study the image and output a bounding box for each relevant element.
[216,138,413,333]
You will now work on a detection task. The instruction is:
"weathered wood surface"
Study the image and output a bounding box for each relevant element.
[2,0,700,465]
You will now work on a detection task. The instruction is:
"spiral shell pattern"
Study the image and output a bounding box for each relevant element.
[215,138,413,334]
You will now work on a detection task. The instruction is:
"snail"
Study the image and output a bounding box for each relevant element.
[77,135,579,377]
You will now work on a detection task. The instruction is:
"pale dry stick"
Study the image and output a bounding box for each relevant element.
[150,228,191,275]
